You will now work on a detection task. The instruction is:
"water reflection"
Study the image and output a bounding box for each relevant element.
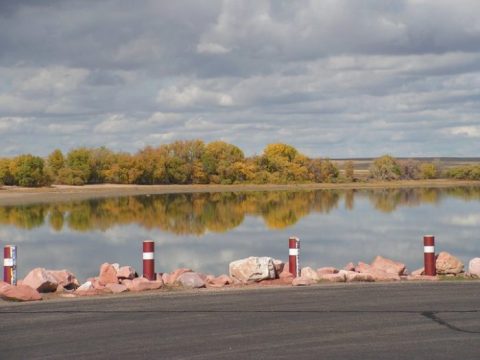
[0,187,479,234]
[1,187,479,280]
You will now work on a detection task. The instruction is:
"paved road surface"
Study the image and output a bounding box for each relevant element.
[0,282,479,359]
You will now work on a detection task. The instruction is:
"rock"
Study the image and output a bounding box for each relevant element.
[371,256,406,275]
[22,268,58,293]
[300,267,320,281]
[74,281,103,296]
[362,268,400,281]
[468,258,480,278]
[176,272,206,288]
[436,252,464,275]
[166,268,193,285]
[355,262,371,273]
[343,262,355,271]
[48,269,79,290]
[319,273,346,282]
[273,259,285,275]
[317,267,338,276]
[411,268,424,276]
[0,282,42,301]
[98,263,119,285]
[162,273,171,284]
[105,283,128,293]
[259,278,293,286]
[229,257,276,283]
[117,266,136,280]
[406,275,439,281]
[123,277,162,292]
[208,274,233,288]
[292,277,316,286]
[339,270,374,282]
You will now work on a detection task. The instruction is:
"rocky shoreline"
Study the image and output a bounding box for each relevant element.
[1,252,480,303]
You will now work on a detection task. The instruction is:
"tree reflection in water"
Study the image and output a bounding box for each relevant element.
[0,187,478,234]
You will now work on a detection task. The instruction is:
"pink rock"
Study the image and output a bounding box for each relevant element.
[371,256,406,275]
[48,269,79,290]
[468,258,480,278]
[355,262,371,273]
[117,266,136,280]
[279,268,294,281]
[406,275,439,281]
[22,268,58,293]
[0,283,42,302]
[343,262,355,271]
[106,283,129,293]
[176,272,206,288]
[167,268,193,285]
[91,277,107,290]
[317,267,339,276]
[300,267,320,281]
[319,273,346,282]
[411,268,425,276]
[123,277,162,292]
[99,263,119,285]
[292,277,316,286]
[74,281,103,296]
[436,252,464,275]
[162,273,171,285]
[363,268,400,281]
[208,274,233,288]
[205,275,216,283]
[339,270,374,282]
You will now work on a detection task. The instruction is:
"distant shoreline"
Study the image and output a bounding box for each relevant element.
[0,180,479,206]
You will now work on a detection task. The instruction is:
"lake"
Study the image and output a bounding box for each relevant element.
[1,187,479,280]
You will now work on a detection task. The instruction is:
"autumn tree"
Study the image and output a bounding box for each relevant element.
[9,154,50,187]
[202,141,246,184]
[344,160,354,181]
[259,143,310,183]
[0,158,14,185]
[369,155,401,180]
[58,148,93,185]
[46,149,65,183]
[419,163,438,179]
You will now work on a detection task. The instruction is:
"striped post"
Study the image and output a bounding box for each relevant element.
[143,240,155,281]
[288,236,300,278]
[424,235,436,276]
[3,245,17,285]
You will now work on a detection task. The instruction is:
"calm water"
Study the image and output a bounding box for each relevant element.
[1,187,480,280]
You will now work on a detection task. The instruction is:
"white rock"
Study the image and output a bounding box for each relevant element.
[229,257,276,283]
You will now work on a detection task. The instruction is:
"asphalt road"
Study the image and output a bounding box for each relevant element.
[0,282,479,359]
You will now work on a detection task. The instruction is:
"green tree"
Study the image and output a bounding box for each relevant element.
[10,154,50,187]
[202,141,245,184]
[46,149,65,183]
[0,158,14,185]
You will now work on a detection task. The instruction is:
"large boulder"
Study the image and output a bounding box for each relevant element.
[273,260,285,275]
[319,273,346,282]
[339,270,374,282]
[122,277,163,292]
[164,268,193,286]
[300,267,320,282]
[116,266,136,280]
[0,281,42,301]
[229,257,276,283]
[75,281,104,296]
[105,283,128,294]
[317,267,338,276]
[48,269,79,290]
[468,258,480,278]
[292,277,316,286]
[98,263,119,285]
[436,252,464,275]
[176,272,206,288]
[22,268,58,293]
[371,256,406,275]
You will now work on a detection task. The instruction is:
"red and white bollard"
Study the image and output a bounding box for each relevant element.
[289,236,300,278]
[143,240,155,281]
[3,245,17,285]
[424,235,436,276]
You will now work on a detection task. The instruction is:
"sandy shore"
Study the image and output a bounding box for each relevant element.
[0,180,478,206]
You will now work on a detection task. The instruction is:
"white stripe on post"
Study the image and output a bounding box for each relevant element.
[3,258,13,267]
[142,252,154,260]
[424,246,435,253]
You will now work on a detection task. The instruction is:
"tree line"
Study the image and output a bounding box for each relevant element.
[0,141,339,187]
[0,141,477,187]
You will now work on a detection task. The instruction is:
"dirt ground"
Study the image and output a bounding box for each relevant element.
[0,180,479,206]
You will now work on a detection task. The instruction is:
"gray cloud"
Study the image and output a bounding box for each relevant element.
[0,0,479,157]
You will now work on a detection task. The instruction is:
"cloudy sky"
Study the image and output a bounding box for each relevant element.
[1,0,479,158]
